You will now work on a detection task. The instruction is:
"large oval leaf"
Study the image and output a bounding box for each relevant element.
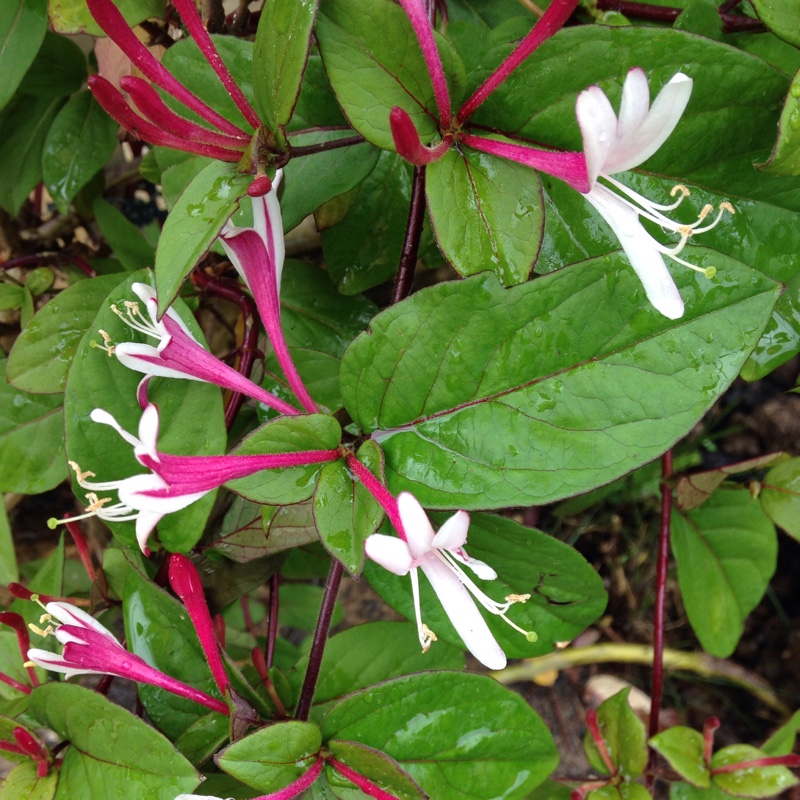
[340,252,779,507]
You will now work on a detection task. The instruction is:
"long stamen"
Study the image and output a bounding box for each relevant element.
[409,568,433,652]
[111,301,161,339]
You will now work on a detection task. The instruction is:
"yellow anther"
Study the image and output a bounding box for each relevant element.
[698,204,713,220]
[506,593,531,604]
[678,224,694,237]
[719,201,735,215]
[39,613,52,624]
[85,493,112,512]
[69,461,95,483]
[670,184,690,197]
[420,624,437,653]
[28,623,54,639]
[23,661,36,669]
[123,300,139,315]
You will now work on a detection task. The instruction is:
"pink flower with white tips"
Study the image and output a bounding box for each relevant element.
[26,602,228,714]
[62,403,341,554]
[219,171,318,414]
[365,492,534,670]
[102,282,299,416]
[575,68,733,320]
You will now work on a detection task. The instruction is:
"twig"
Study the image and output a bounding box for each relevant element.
[492,643,790,716]
[391,165,426,304]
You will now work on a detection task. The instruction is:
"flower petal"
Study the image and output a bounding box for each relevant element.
[365,534,413,575]
[576,84,618,186]
[431,510,470,551]
[420,556,506,670]
[615,68,650,148]
[45,602,120,644]
[605,72,692,176]
[396,492,435,559]
[25,648,89,680]
[585,186,684,319]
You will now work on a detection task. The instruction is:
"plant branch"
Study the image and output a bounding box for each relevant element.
[492,642,790,716]
[1,252,95,278]
[647,450,673,787]
[294,560,344,721]
[289,134,366,159]
[391,165,426,304]
[594,0,767,31]
[266,571,280,669]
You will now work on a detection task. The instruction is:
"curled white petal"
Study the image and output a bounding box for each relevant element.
[431,510,470,551]
[45,602,119,643]
[365,534,413,576]
[397,492,435,559]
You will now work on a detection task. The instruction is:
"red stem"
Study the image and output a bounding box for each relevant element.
[586,709,616,775]
[327,757,402,799]
[703,717,720,765]
[391,165,426,303]
[266,571,280,669]
[712,755,800,774]
[594,0,766,31]
[289,134,366,158]
[457,0,579,122]
[345,453,405,541]
[294,560,344,721]
[1,252,96,278]
[0,672,30,694]
[647,450,673,783]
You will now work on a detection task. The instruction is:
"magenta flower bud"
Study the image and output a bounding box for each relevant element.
[389,107,450,166]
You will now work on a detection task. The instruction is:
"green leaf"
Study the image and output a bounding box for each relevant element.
[7,274,124,394]
[288,53,348,130]
[650,727,710,788]
[209,497,319,561]
[314,441,384,575]
[671,781,732,800]
[289,621,465,715]
[279,582,344,630]
[123,565,225,739]
[366,512,606,659]
[751,0,800,47]
[0,762,57,800]
[174,712,230,767]
[760,456,800,540]
[712,745,798,798]
[29,683,199,799]
[316,0,461,150]
[93,199,156,272]
[49,0,164,34]
[161,35,255,132]
[322,151,411,294]
[322,671,558,800]
[268,261,377,411]
[341,256,779,508]
[759,69,800,177]
[281,132,380,233]
[225,414,342,505]
[26,268,54,296]
[426,144,543,286]
[472,26,797,209]
[253,0,319,131]
[42,90,118,213]
[0,284,25,310]
[0,351,66,493]
[217,721,321,792]
[0,502,18,584]
[0,631,36,715]
[64,270,226,552]
[326,741,426,800]
[155,160,251,314]
[671,487,777,658]
[19,30,86,98]
[583,689,647,780]
[762,709,800,756]
[589,785,652,800]
[0,93,64,215]
[0,0,48,112]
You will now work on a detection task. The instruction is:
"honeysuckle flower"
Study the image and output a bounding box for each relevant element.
[98,282,300,416]
[575,67,734,320]
[365,492,534,670]
[86,0,259,162]
[219,173,318,413]
[26,602,229,714]
[59,403,341,554]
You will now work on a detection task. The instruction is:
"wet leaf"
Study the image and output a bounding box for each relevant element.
[650,727,710,788]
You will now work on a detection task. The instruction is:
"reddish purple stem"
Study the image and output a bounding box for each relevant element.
[87,0,249,137]
[345,453,405,541]
[647,450,673,784]
[457,0,579,122]
[63,520,96,582]
[586,708,616,775]
[171,0,262,129]
[712,755,800,774]
[0,672,30,695]
[327,757,403,799]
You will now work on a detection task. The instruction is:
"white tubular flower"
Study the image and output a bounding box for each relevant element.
[577,67,733,320]
[366,493,535,670]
